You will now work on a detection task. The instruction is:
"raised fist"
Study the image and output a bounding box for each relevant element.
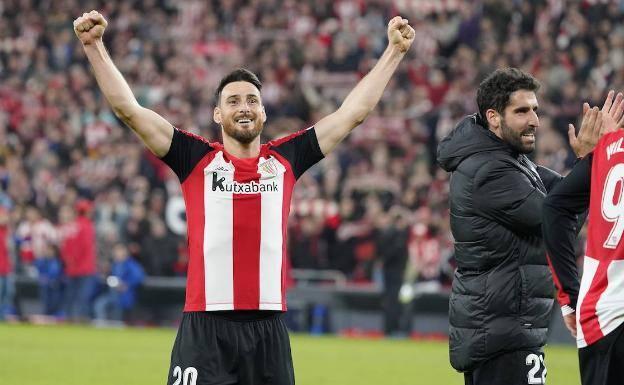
[387,16,415,54]
[73,10,108,45]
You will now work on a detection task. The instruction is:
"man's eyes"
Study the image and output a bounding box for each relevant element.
[227,99,257,105]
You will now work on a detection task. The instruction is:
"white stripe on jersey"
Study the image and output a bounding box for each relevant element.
[258,157,286,310]
[595,260,624,339]
[203,152,234,310]
[576,256,599,348]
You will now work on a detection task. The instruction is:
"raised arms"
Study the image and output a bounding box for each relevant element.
[74,11,173,157]
[314,16,415,155]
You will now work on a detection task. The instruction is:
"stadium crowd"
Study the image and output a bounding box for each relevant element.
[0,0,622,321]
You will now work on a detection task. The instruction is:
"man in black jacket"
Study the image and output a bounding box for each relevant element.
[437,68,600,385]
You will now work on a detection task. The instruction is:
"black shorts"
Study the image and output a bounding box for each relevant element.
[579,322,624,385]
[464,350,547,385]
[167,311,294,385]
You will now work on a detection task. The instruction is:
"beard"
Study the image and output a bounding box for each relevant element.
[222,117,263,144]
[500,118,536,154]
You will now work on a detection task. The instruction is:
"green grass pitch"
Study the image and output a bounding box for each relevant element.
[0,324,579,384]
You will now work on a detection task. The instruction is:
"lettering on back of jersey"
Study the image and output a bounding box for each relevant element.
[606,137,624,160]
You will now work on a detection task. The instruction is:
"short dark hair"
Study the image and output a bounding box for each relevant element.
[215,68,262,105]
[476,68,540,121]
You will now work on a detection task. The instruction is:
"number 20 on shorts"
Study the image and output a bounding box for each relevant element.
[172,366,198,385]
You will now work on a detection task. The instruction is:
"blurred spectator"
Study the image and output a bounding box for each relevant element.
[374,208,409,336]
[15,206,57,275]
[2,0,617,292]
[398,222,443,298]
[172,240,189,276]
[94,243,145,322]
[0,207,15,320]
[405,223,443,286]
[57,201,97,321]
[33,244,64,317]
[123,203,150,260]
[140,219,179,276]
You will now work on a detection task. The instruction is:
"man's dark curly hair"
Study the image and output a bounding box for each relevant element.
[477,68,540,122]
[215,68,262,106]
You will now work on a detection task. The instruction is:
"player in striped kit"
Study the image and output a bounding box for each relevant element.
[73,9,415,385]
[543,96,624,385]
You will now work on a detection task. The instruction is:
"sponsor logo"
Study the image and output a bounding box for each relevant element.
[211,172,279,193]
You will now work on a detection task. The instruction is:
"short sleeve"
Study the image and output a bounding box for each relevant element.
[160,128,213,183]
[270,127,324,179]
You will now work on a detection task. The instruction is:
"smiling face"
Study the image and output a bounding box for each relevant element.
[487,89,539,154]
[213,81,266,144]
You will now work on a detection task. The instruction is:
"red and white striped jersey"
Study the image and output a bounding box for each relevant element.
[0,222,10,275]
[161,127,323,312]
[577,130,624,347]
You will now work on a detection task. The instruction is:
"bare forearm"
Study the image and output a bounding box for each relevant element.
[74,11,173,156]
[309,17,414,155]
[314,45,407,154]
[338,45,405,124]
[83,40,139,119]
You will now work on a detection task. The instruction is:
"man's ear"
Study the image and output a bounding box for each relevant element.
[213,107,222,124]
[485,109,500,130]
[261,105,267,123]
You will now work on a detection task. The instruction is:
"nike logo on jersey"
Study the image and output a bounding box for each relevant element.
[606,137,624,160]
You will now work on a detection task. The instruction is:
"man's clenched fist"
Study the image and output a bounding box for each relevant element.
[73,10,107,45]
[387,16,415,54]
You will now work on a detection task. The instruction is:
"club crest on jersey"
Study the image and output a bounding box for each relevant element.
[258,157,279,176]
[606,137,624,160]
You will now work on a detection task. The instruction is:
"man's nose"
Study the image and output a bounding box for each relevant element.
[239,101,251,112]
[529,110,539,127]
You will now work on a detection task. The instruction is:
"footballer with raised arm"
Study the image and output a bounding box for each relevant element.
[543,95,624,385]
[73,10,415,385]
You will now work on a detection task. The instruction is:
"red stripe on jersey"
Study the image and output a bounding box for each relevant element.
[579,130,624,345]
[232,158,261,309]
[579,261,609,344]
[171,128,320,312]
[546,253,571,306]
[271,149,295,311]
[181,151,218,311]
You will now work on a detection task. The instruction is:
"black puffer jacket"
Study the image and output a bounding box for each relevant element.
[437,114,560,372]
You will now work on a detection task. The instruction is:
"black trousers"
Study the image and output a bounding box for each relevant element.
[464,349,546,385]
[167,312,294,385]
[579,322,624,385]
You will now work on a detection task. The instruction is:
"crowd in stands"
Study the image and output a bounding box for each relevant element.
[0,0,620,322]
